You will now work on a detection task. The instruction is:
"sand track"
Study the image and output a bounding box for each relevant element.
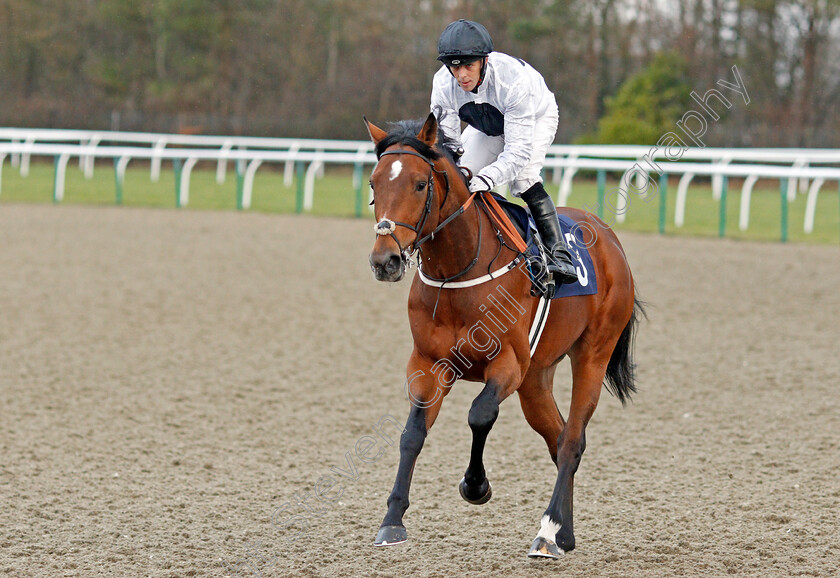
[1,205,838,577]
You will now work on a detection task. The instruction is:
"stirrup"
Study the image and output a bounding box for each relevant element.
[525,253,555,298]
[545,242,577,283]
[551,264,579,286]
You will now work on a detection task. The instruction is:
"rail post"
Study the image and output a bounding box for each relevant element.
[0,153,6,198]
[354,162,364,218]
[236,159,244,210]
[114,158,123,205]
[596,169,605,219]
[718,175,728,237]
[780,179,788,243]
[295,161,304,214]
[658,173,668,234]
[174,159,183,208]
[52,155,60,203]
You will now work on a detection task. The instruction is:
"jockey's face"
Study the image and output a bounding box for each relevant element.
[449,59,483,92]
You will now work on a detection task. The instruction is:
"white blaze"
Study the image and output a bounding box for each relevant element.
[389,161,402,181]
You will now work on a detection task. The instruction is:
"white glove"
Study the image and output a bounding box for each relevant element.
[469,174,494,193]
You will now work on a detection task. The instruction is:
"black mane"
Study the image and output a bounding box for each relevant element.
[374,118,459,166]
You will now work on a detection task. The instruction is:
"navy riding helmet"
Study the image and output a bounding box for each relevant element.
[437,19,493,66]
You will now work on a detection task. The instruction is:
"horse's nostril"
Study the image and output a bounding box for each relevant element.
[385,254,402,274]
[370,252,403,279]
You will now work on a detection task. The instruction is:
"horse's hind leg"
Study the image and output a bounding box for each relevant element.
[517,365,565,465]
[528,352,608,558]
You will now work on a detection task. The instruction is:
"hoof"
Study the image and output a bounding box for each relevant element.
[458,477,492,505]
[528,536,563,559]
[374,525,407,547]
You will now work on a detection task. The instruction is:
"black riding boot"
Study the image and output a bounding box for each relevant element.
[521,182,578,289]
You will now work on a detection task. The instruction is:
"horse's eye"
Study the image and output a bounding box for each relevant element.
[416,181,427,192]
[368,199,375,206]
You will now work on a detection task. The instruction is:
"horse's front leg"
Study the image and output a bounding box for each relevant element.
[458,381,500,504]
[460,353,523,505]
[374,354,449,546]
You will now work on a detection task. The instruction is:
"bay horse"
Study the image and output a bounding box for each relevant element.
[365,113,643,558]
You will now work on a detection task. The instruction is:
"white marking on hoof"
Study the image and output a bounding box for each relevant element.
[528,536,563,559]
[537,515,561,541]
[374,525,407,547]
[389,161,402,181]
[374,538,406,547]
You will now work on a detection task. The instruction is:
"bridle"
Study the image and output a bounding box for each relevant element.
[374,148,482,284]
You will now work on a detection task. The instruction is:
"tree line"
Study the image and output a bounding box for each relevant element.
[1,0,839,146]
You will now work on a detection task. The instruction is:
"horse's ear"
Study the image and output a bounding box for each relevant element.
[364,116,388,145]
[416,112,438,147]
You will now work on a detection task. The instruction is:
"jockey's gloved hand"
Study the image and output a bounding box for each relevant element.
[469,175,494,193]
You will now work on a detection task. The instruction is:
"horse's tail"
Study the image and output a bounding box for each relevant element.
[604,294,647,406]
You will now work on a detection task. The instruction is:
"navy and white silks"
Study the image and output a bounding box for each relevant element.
[430,52,559,197]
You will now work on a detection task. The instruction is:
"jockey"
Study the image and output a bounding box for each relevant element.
[431,19,578,288]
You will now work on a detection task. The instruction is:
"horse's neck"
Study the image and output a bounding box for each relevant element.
[418,168,509,280]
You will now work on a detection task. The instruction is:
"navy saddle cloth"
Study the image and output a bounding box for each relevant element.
[490,194,598,298]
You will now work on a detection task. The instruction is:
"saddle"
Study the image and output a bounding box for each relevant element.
[481,193,549,295]
[482,193,597,299]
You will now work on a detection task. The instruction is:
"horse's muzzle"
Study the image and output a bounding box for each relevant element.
[370,251,405,282]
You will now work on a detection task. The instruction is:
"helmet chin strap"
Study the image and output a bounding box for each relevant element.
[472,57,488,93]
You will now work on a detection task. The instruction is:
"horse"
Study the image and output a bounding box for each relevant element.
[365,112,643,558]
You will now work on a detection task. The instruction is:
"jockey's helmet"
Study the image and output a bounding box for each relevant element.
[437,19,493,66]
